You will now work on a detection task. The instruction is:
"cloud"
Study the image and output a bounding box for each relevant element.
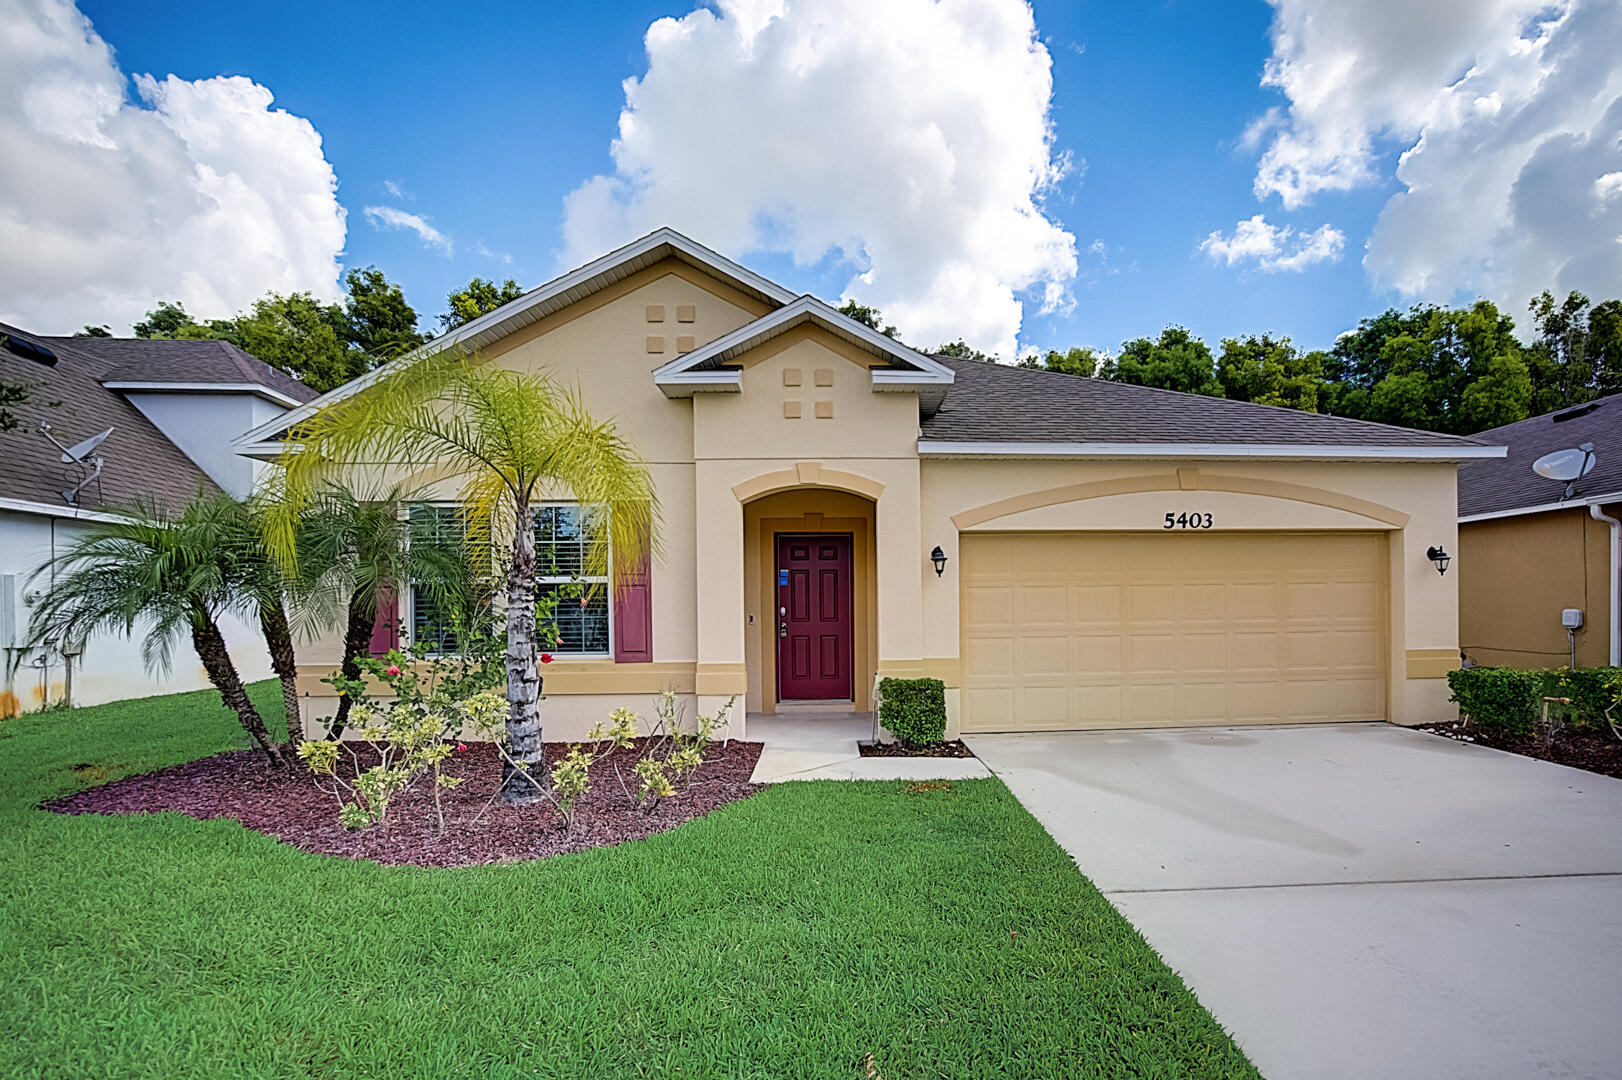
[560,0,1077,360]
[382,178,406,199]
[363,204,452,255]
[475,241,513,266]
[0,0,345,333]
[1248,0,1622,310]
[1200,214,1345,272]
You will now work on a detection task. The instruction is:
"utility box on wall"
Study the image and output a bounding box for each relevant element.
[1562,608,1585,629]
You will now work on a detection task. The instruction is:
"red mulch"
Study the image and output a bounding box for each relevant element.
[46,738,763,868]
[857,739,975,759]
[1417,721,1622,780]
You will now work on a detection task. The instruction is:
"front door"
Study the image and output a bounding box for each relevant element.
[776,533,853,700]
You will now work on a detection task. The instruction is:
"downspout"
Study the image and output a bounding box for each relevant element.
[1590,503,1621,667]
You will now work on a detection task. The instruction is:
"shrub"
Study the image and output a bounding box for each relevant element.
[878,677,947,746]
[1446,667,1542,736]
[1545,667,1622,728]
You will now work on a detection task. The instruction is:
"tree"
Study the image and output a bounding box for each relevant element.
[343,267,424,360]
[267,351,657,802]
[1525,290,1622,413]
[836,300,898,339]
[0,378,25,432]
[438,278,524,332]
[131,269,424,393]
[933,340,997,363]
[1017,346,1099,377]
[1217,335,1327,411]
[284,483,465,738]
[1100,326,1221,396]
[76,325,111,337]
[27,497,294,767]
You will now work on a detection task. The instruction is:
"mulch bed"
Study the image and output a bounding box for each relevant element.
[46,738,763,868]
[1417,721,1622,780]
[858,739,975,759]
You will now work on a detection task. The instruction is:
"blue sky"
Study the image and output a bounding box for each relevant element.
[15,1,1619,356]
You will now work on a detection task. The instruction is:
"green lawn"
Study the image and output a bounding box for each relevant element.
[0,683,1257,1080]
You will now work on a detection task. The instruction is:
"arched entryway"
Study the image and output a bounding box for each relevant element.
[742,488,878,713]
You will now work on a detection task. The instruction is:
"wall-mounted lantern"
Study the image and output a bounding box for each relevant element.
[1426,545,1451,576]
[930,545,948,578]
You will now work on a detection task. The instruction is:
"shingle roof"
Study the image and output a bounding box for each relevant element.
[41,335,318,404]
[1458,394,1622,517]
[919,357,1492,449]
[0,325,223,513]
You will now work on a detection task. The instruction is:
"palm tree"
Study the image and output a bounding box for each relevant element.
[27,496,294,768]
[266,350,657,801]
[287,482,472,738]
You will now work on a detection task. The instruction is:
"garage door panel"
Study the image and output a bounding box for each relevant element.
[961,531,1387,731]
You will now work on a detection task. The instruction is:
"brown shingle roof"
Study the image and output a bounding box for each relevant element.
[919,357,1491,449]
[42,335,318,404]
[0,325,222,513]
[1459,394,1622,517]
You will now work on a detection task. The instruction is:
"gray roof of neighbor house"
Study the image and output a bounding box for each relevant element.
[1458,394,1622,518]
[919,357,1494,450]
[0,325,305,514]
[43,334,319,405]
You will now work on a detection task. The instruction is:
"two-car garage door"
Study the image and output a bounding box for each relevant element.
[960,532,1387,731]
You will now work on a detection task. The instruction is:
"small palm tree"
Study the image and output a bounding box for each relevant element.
[266,350,657,801]
[286,482,471,738]
[28,496,294,767]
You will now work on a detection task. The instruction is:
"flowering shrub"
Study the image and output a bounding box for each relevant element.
[298,700,462,830]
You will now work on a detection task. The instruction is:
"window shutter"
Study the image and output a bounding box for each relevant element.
[368,582,399,657]
[613,547,652,663]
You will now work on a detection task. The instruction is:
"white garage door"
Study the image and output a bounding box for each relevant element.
[960,531,1387,731]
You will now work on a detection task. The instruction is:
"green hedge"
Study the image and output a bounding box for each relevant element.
[878,677,947,746]
[1447,666,1622,735]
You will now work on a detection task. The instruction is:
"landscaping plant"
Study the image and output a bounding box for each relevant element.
[298,701,463,830]
[266,350,658,802]
[877,677,948,746]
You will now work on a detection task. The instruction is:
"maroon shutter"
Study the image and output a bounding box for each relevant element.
[613,548,652,663]
[368,582,399,657]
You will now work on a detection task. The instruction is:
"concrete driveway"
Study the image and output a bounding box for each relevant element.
[969,723,1622,1080]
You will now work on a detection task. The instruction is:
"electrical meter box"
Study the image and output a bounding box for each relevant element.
[1562,608,1585,629]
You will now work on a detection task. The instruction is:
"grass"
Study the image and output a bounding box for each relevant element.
[0,683,1258,1079]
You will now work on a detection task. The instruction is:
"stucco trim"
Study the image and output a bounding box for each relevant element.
[1405,648,1458,680]
[296,661,699,697]
[732,466,886,504]
[877,658,960,687]
[695,662,748,695]
[950,471,1411,530]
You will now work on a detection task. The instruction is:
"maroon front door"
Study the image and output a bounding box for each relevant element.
[776,533,853,701]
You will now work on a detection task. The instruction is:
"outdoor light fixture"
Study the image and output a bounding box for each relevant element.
[1426,545,1451,576]
[930,545,948,577]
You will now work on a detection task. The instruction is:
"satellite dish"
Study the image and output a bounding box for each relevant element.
[57,427,113,464]
[1533,442,1597,482]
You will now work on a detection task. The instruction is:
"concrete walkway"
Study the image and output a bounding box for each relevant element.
[969,723,1622,1080]
[747,710,990,783]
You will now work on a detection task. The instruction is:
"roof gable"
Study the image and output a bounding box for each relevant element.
[653,295,955,411]
[235,227,801,451]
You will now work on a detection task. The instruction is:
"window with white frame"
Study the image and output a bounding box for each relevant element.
[534,503,611,655]
[407,503,465,654]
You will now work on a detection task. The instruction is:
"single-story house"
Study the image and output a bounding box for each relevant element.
[0,325,315,714]
[1458,394,1619,669]
[234,229,1504,739]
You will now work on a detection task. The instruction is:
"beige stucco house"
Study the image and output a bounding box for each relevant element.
[1458,396,1619,670]
[235,229,1503,739]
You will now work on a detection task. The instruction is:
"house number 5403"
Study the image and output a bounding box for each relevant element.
[1163,512,1214,529]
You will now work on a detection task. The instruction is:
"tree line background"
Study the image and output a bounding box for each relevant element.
[65,272,1622,437]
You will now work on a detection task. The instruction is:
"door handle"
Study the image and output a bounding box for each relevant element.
[779,623,788,639]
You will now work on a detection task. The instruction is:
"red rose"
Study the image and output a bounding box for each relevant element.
[455,742,467,753]
[385,665,401,677]
[540,653,554,664]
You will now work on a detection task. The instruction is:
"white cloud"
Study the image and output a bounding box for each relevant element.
[382,178,405,199]
[1249,0,1622,310]
[1200,214,1346,272]
[0,0,346,333]
[363,204,452,255]
[475,241,513,266]
[560,0,1076,360]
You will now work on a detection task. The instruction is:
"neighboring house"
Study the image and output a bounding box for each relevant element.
[234,228,1502,739]
[0,325,317,715]
[1458,395,1620,669]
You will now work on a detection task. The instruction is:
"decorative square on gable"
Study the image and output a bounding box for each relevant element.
[676,305,696,322]
[646,305,666,322]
